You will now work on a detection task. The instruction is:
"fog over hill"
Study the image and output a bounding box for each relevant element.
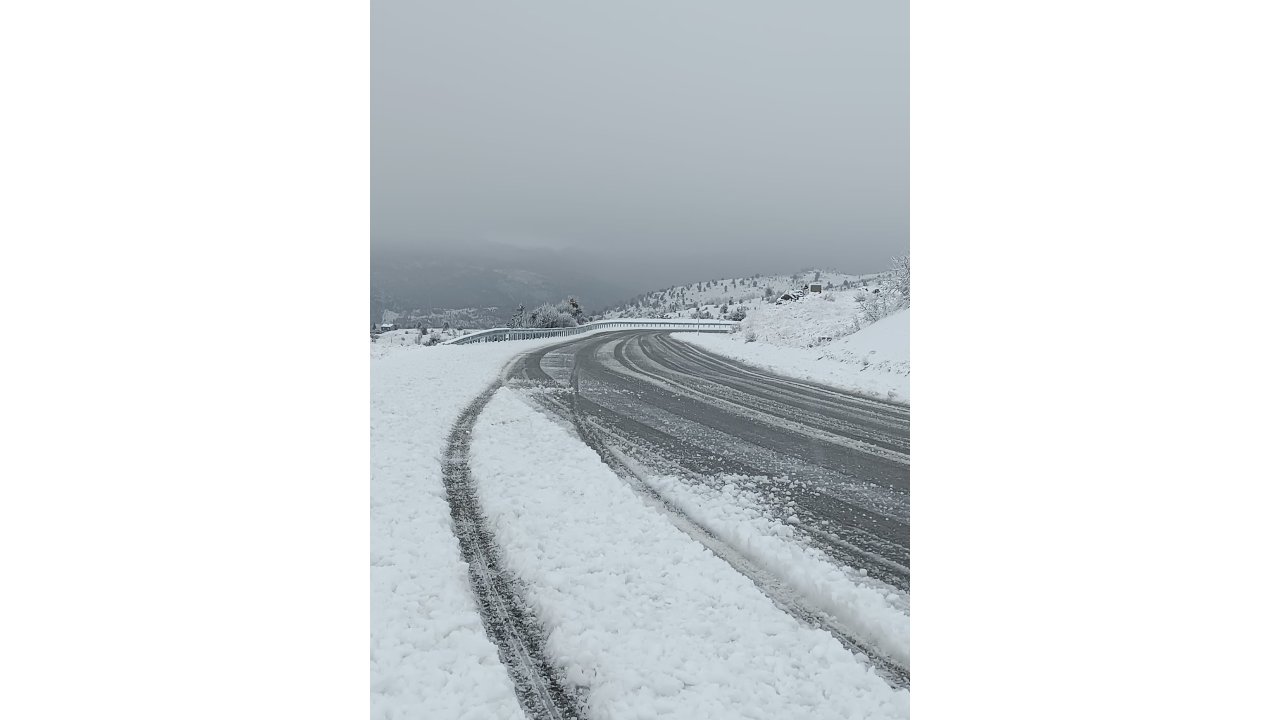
[373,1,906,329]
[370,242,628,327]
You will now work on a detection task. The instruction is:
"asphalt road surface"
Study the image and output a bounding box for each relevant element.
[508,330,911,594]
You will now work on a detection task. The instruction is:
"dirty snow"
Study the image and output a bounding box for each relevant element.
[644,472,910,666]
[470,388,909,720]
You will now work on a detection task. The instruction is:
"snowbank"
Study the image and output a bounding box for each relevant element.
[680,309,910,403]
[372,342,557,720]
[470,388,909,720]
[644,473,910,665]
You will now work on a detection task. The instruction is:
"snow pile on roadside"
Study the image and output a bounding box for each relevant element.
[680,309,910,403]
[645,473,909,665]
[371,343,540,720]
[470,388,909,720]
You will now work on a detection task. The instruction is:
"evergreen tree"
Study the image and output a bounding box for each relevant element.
[567,297,585,322]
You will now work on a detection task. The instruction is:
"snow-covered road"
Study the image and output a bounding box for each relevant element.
[373,329,910,719]
[510,332,910,593]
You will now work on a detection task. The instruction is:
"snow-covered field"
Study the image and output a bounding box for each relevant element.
[471,388,909,719]
[682,298,909,403]
[371,327,475,352]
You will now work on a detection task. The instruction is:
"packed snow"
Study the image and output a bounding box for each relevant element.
[372,340,561,720]
[682,305,910,403]
[470,388,909,720]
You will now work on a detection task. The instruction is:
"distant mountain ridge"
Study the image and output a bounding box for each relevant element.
[372,241,893,330]
[371,242,635,328]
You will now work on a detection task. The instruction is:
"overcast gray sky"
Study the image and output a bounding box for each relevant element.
[373,0,907,282]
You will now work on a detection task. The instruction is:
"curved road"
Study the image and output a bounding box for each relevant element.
[447,329,913,711]
[508,330,911,594]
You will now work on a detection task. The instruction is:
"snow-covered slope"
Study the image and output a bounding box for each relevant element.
[826,308,909,369]
[605,268,890,320]
[737,288,885,346]
[371,327,475,352]
[681,301,910,403]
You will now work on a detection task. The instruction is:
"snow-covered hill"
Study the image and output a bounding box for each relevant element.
[669,262,910,403]
[686,302,906,399]
[605,269,891,321]
[681,304,909,403]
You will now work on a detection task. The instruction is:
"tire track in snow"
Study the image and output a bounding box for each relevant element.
[442,383,586,720]
[657,334,911,425]
[632,334,910,454]
[607,335,910,467]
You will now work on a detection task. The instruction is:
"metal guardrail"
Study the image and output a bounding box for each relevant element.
[442,318,739,345]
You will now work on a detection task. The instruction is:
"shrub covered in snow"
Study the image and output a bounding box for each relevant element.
[528,301,578,328]
[522,296,589,328]
[887,254,909,305]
